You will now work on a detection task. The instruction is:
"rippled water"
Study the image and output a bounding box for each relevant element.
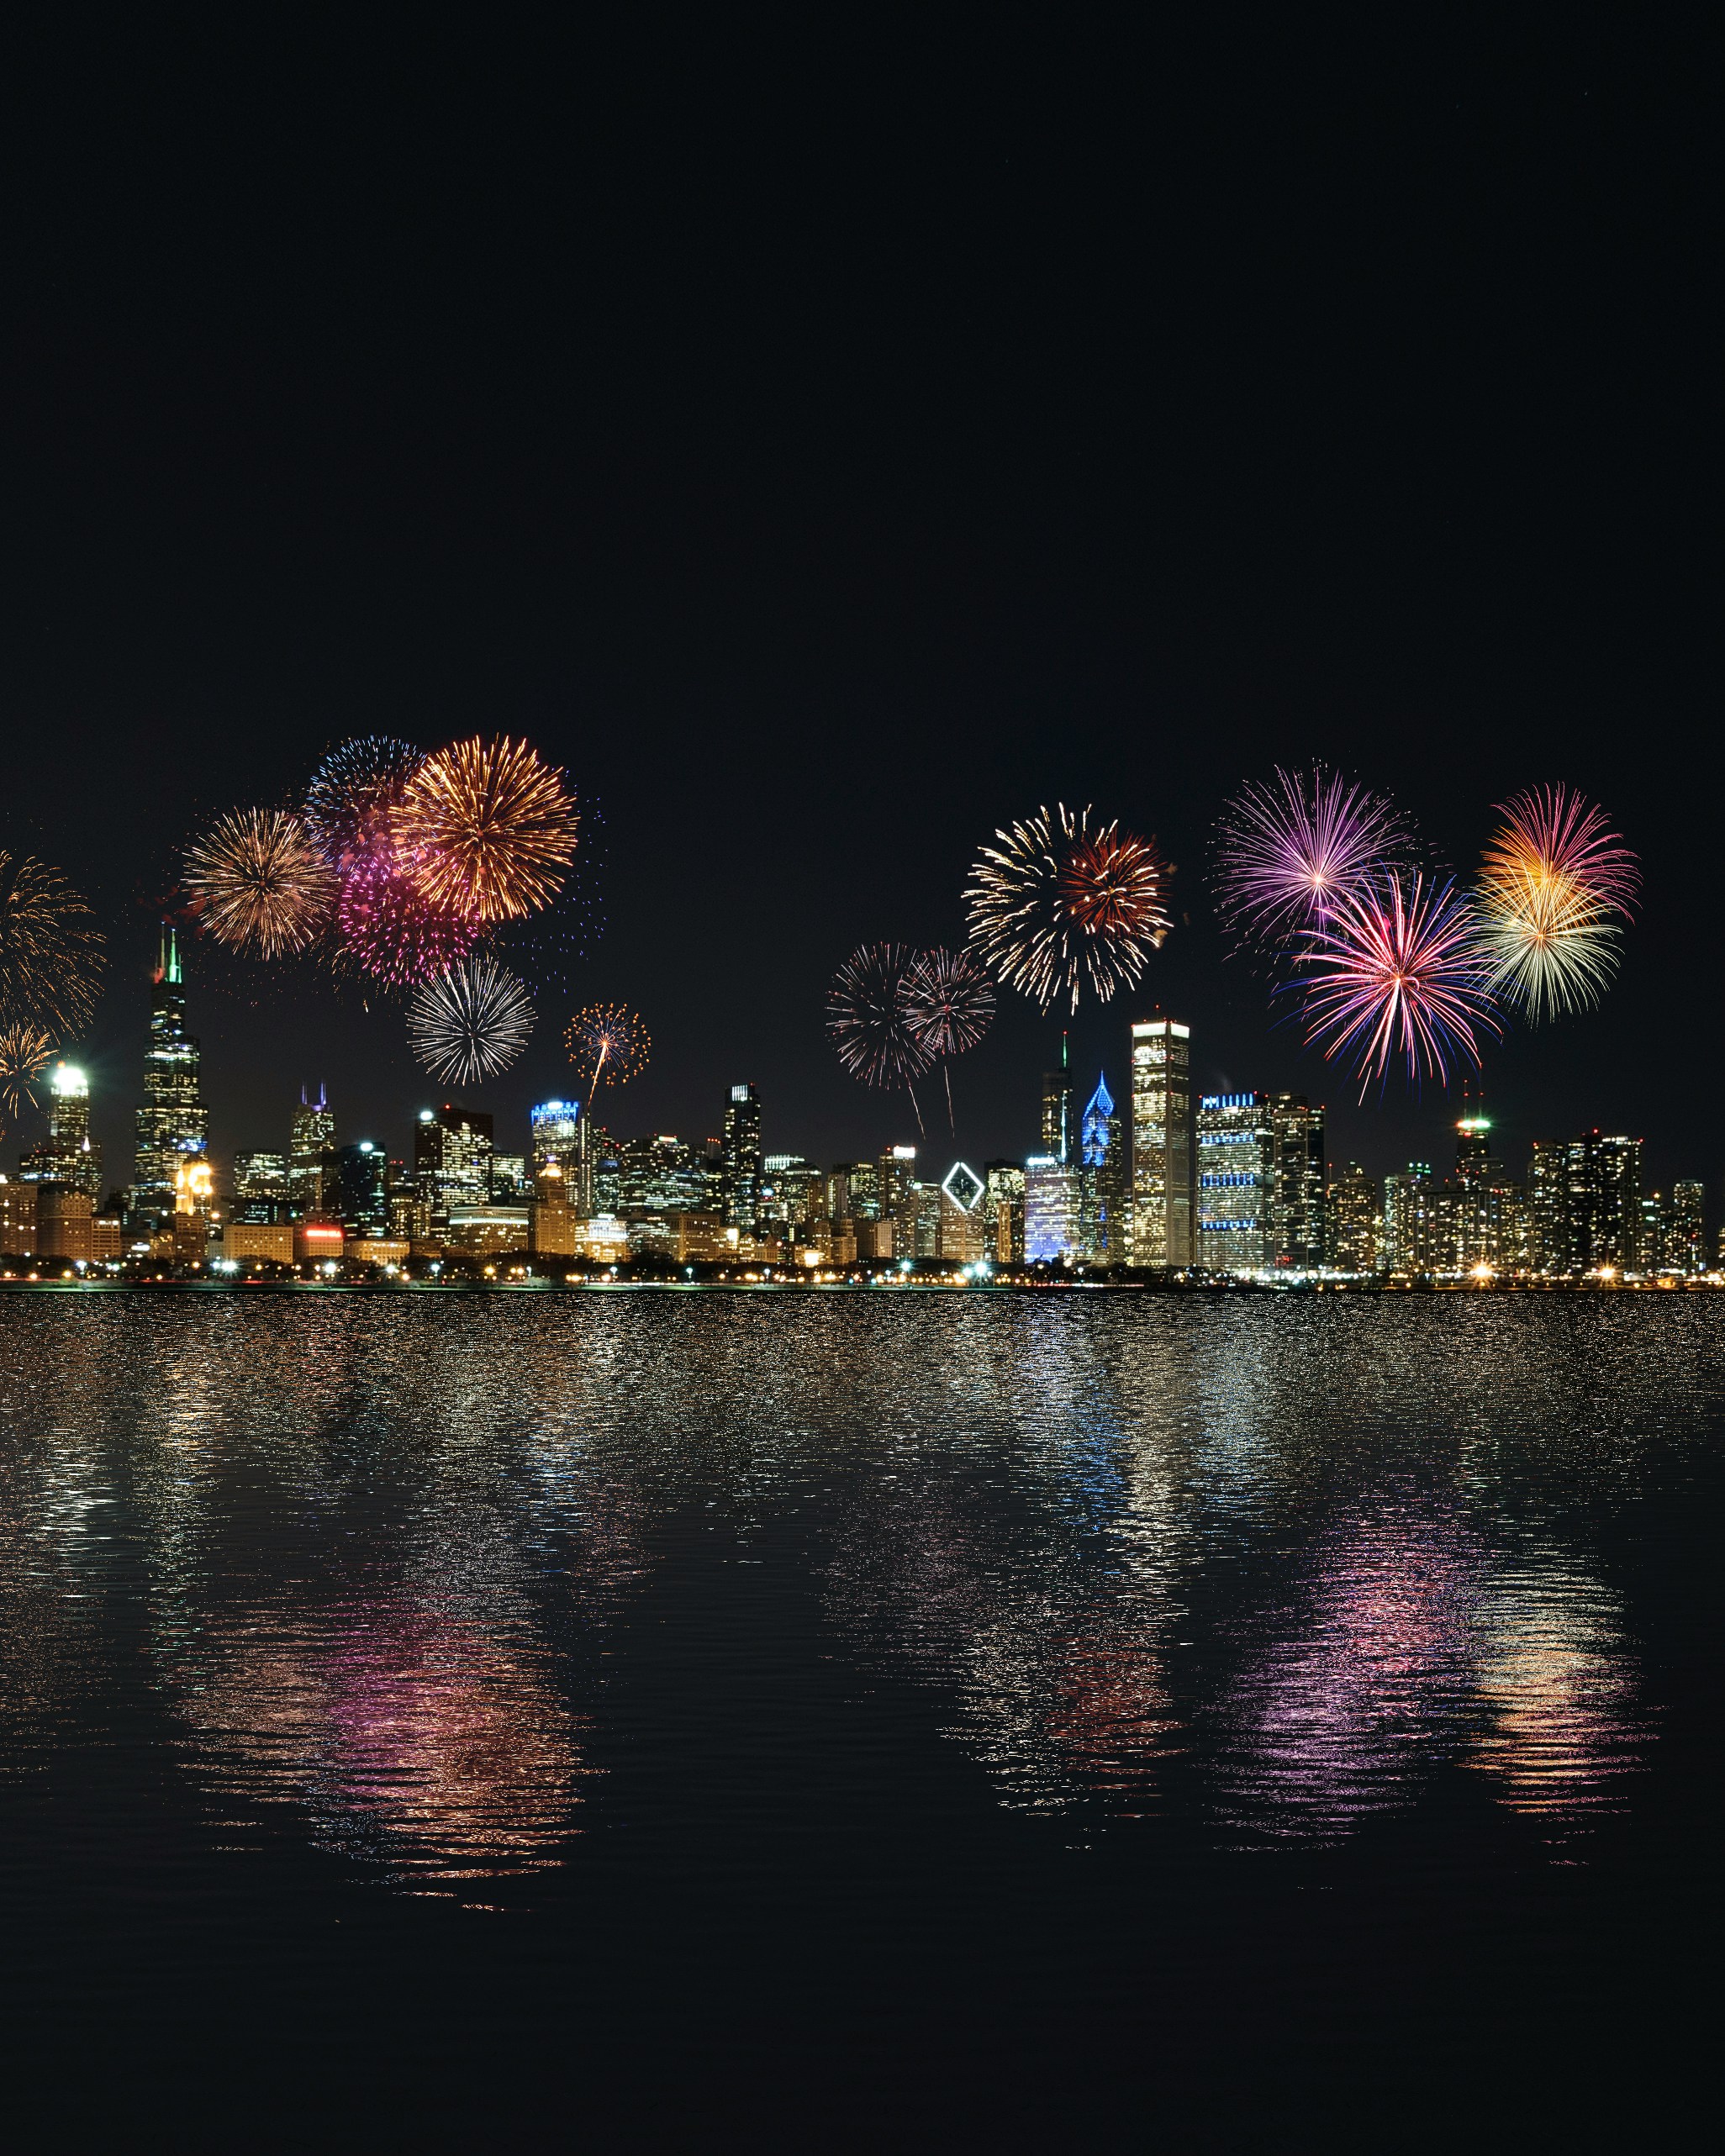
[0,1289,1717,2146]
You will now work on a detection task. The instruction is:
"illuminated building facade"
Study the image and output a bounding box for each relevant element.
[878,1145,919,1257]
[1129,1018,1193,1267]
[329,1142,390,1238]
[530,1101,583,1183]
[0,1180,37,1256]
[1381,1162,1435,1273]
[618,1136,705,1215]
[233,1151,289,1223]
[1025,1155,1081,1262]
[1327,1162,1379,1272]
[172,1151,216,1261]
[984,1161,1026,1264]
[720,1083,762,1229]
[288,1086,335,1217]
[1668,1180,1707,1274]
[19,1062,103,1201]
[414,1105,493,1221]
[1041,1039,1074,1164]
[133,930,208,1232]
[1080,1073,1129,1263]
[1528,1131,1642,1275]
[1267,1094,1325,1268]
[762,1155,822,1229]
[1197,1092,1271,1270]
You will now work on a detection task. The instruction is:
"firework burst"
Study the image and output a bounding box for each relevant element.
[335,845,482,989]
[903,947,994,1058]
[964,805,1171,1012]
[407,953,536,1087]
[0,1021,53,1119]
[183,809,337,958]
[827,944,935,1095]
[1292,870,1500,1096]
[564,1003,651,1101]
[304,736,425,868]
[1476,786,1638,1022]
[0,852,107,1036]
[395,736,578,924]
[1214,766,1406,944]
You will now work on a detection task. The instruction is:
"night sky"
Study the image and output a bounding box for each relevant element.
[2,18,1711,1198]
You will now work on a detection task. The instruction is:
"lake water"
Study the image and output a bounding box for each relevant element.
[0,1289,1717,2148]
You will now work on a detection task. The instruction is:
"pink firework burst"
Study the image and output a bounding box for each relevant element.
[1215,766,1406,944]
[335,844,482,989]
[902,947,994,1059]
[1292,869,1501,1096]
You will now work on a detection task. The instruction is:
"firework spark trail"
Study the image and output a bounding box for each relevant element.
[1214,766,1406,945]
[564,1004,651,1104]
[0,852,108,1037]
[304,736,425,868]
[903,947,994,1134]
[407,954,536,1086]
[183,809,337,957]
[335,844,483,989]
[0,1021,53,1120]
[396,736,579,924]
[1293,870,1501,1097]
[1476,785,1638,1022]
[964,805,1171,1012]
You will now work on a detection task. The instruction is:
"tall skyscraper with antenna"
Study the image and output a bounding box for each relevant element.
[132,927,208,1232]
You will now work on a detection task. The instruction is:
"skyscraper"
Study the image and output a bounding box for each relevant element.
[1667,1181,1706,1275]
[1080,1072,1129,1263]
[720,1083,762,1229]
[530,1100,583,1183]
[1129,1017,1193,1267]
[1196,1092,1272,1270]
[329,1142,390,1239]
[1382,1162,1436,1273]
[133,928,208,1233]
[414,1105,493,1221]
[1024,1156,1081,1262]
[1327,1162,1379,1272]
[1267,1094,1325,1268]
[1529,1131,1641,1275]
[288,1086,335,1218]
[19,1062,103,1201]
[1041,1036,1074,1164]
[984,1161,1026,1264]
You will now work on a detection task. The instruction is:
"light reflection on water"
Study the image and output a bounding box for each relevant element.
[0,1292,1702,1891]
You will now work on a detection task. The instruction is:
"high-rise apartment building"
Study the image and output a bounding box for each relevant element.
[1382,1162,1436,1273]
[288,1086,335,1217]
[1667,1180,1707,1274]
[720,1083,762,1229]
[1528,1131,1642,1275]
[1129,1017,1193,1268]
[1079,1073,1130,1263]
[1327,1162,1379,1272]
[1197,1091,1272,1270]
[1267,1094,1325,1268]
[133,930,208,1233]
[878,1145,919,1257]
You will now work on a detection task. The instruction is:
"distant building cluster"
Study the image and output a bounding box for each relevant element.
[0,940,1714,1284]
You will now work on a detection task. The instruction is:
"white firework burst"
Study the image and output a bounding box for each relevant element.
[407,953,536,1086]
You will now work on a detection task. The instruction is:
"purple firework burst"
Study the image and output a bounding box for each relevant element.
[826,944,934,1090]
[1215,766,1406,946]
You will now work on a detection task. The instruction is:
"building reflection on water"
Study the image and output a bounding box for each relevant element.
[0,1292,1684,1885]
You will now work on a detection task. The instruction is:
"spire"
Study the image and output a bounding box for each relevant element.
[165,925,181,984]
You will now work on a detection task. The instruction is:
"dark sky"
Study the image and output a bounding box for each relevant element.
[2,15,1713,1197]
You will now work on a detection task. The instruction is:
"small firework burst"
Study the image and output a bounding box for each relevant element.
[0,1020,53,1119]
[564,1003,651,1099]
[964,804,1171,1012]
[334,843,482,989]
[407,953,536,1086]
[902,948,994,1057]
[183,808,337,958]
[395,736,579,924]
[304,736,425,868]
[1476,785,1638,1022]
[1292,869,1500,1096]
[1214,766,1406,944]
[826,944,934,1089]
[0,851,107,1036]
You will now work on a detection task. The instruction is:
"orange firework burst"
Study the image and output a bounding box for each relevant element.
[0,1021,53,1119]
[184,809,338,957]
[0,851,107,1036]
[395,737,578,924]
[565,1003,650,1102]
[1475,785,1638,1021]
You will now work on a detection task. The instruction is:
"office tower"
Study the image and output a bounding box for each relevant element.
[1129,1017,1193,1267]
[530,1100,583,1184]
[846,1161,880,1220]
[489,1152,530,1199]
[878,1145,920,1257]
[234,1152,288,1201]
[1196,1092,1272,1270]
[133,929,209,1232]
[1455,1116,1493,1186]
[1528,1131,1642,1274]
[288,1086,335,1218]
[1041,1035,1074,1164]
[19,1062,103,1201]
[825,1162,860,1221]
[1427,1116,1528,1272]
[1382,1162,1435,1273]
[1327,1162,1379,1272]
[1267,1094,1325,1268]
[1637,1192,1667,1273]
[1080,1073,1129,1263]
[720,1083,762,1230]
[328,1142,390,1239]
[762,1155,822,1228]
[619,1135,704,1215]
[172,1150,216,1262]
[984,1161,1026,1264]
[936,1166,987,1264]
[911,1181,942,1258]
[1668,1181,1706,1274]
[1024,1156,1082,1262]
[414,1105,494,1221]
